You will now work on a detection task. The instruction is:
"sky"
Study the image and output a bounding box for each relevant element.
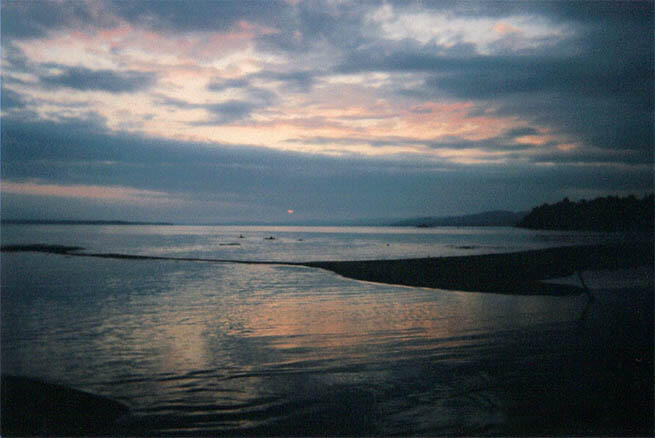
[1,0,653,223]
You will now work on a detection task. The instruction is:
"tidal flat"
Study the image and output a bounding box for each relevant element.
[1,226,652,435]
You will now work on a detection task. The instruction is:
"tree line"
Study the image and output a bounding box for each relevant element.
[516,194,654,231]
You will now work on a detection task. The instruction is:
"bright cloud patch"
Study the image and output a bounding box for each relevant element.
[367,4,573,53]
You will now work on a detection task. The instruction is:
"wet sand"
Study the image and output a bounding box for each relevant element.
[3,242,652,295]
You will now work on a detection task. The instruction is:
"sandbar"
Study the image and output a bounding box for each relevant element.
[2,242,653,295]
[305,242,654,295]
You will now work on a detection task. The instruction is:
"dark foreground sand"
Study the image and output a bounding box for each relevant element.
[1,375,129,436]
[3,241,653,295]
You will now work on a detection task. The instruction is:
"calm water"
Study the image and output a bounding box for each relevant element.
[1,225,652,435]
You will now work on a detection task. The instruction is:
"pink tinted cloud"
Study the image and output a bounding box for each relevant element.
[135,20,277,59]
[21,18,276,72]
[398,101,519,140]
[2,181,175,204]
[492,22,521,36]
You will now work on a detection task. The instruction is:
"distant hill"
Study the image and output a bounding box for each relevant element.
[516,194,654,232]
[390,210,526,227]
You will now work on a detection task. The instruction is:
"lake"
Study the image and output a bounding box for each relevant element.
[1,225,652,435]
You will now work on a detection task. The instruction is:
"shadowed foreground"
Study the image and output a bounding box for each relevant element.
[1,375,129,436]
[3,242,652,295]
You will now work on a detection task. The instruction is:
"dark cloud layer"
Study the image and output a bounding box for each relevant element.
[2,115,651,222]
[1,88,25,109]
[202,100,262,125]
[157,95,272,126]
[285,129,546,153]
[1,0,113,38]
[334,1,653,159]
[111,0,289,33]
[41,67,156,93]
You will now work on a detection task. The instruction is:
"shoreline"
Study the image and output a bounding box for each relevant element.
[2,242,652,296]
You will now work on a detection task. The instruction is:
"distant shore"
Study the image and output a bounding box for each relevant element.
[3,242,653,296]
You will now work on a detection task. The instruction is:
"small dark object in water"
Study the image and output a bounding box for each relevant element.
[219,243,241,246]
[264,236,276,240]
[446,244,481,250]
[239,234,245,238]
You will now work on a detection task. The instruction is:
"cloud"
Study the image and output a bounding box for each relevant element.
[208,70,316,95]
[362,46,651,160]
[285,128,547,152]
[206,78,252,92]
[502,127,540,139]
[339,45,649,102]
[1,0,116,38]
[0,0,287,39]
[254,2,370,53]
[1,180,174,203]
[153,75,284,125]
[110,0,289,33]
[1,88,25,110]
[331,1,653,161]
[426,55,650,101]
[519,146,653,167]
[157,95,272,126]
[256,71,316,93]
[41,67,156,93]
[202,100,261,125]
[285,135,424,147]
